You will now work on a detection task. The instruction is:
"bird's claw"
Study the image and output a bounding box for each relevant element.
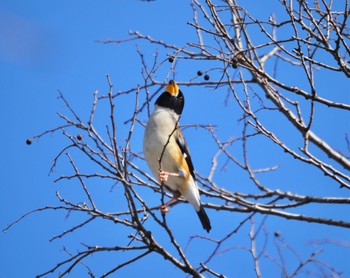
[158,170,180,182]
[160,205,169,214]
[158,170,169,182]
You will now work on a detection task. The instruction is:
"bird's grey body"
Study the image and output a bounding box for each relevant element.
[143,105,201,211]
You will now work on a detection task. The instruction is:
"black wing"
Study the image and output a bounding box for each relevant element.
[175,129,196,180]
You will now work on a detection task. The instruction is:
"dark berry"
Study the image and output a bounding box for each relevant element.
[77,134,83,141]
[26,138,32,145]
[168,57,174,63]
[231,58,238,68]
[204,74,210,81]
[197,70,203,76]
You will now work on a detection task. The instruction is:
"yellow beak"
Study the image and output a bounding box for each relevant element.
[165,80,179,96]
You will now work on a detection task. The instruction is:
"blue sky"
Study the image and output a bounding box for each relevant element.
[1,1,349,277]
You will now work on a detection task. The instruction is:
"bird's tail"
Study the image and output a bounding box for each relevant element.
[197,205,211,233]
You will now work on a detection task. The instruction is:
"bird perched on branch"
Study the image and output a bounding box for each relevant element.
[143,80,211,233]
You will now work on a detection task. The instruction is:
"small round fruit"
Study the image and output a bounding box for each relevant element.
[204,74,210,81]
[26,138,32,145]
[77,134,83,141]
[168,57,174,63]
[231,58,238,68]
[197,70,203,76]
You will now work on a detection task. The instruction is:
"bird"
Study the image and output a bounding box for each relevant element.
[143,80,211,233]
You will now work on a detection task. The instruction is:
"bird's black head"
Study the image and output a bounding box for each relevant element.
[155,80,184,115]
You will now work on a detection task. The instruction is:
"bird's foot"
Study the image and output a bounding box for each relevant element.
[158,193,180,214]
[158,170,180,182]
[160,205,169,214]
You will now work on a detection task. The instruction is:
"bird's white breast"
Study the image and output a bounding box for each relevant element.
[143,105,202,211]
[143,106,181,191]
